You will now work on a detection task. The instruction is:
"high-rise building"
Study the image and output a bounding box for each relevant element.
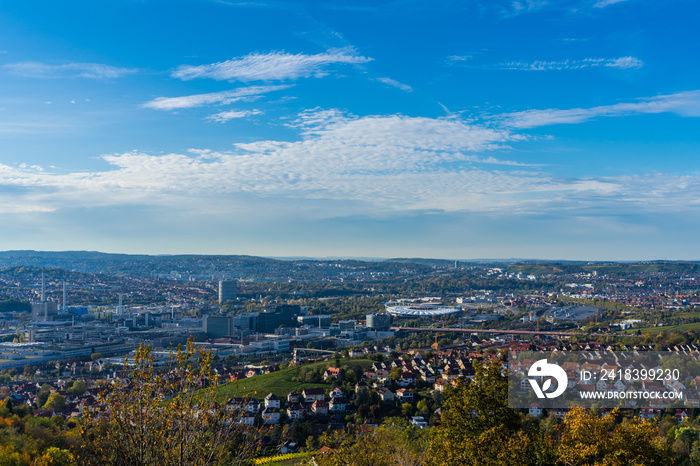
[367,313,392,331]
[218,280,237,304]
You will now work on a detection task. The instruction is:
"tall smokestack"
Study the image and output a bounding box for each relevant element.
[41,268,45,302]
[63,280,66,313]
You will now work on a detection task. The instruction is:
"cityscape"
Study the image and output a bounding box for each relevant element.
[0,252,699,463]
[1,0,699,464]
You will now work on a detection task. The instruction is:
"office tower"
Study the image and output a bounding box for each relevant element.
[218,280,237,304]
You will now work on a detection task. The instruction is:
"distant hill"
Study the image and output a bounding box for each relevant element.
[1,251,698,281]
[0,250,437,281]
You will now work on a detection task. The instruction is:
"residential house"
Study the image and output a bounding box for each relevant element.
[262,407,281,425]
[287,403,305,420]
[529,402,543,417]
[311,400,328,416]
[302,387,325,403]
[323,367,341,380]
[396,388,413,402]
[287,391,300,403]
[377,387,394,403]
[264,393,281,409]
[329,396,350,413]
[410,416,429,428]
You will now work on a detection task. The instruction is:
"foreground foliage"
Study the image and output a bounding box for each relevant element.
[309,419,428,466]
[311,360,671,466]
[0,399,77,465]
[79,339,258,466]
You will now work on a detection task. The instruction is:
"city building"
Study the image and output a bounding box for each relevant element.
[204,315,234,339]
[256,305,299,333]
[233,313,258,332]
[297,315,331,328]
[218,280,237,304]
[366,313,392,331]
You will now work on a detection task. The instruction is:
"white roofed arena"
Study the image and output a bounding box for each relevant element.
[384,298,461,317]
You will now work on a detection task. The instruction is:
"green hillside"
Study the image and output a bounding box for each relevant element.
[214,358,376,401]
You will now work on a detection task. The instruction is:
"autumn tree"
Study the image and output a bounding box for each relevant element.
[427,360,555,466]
[79,338,258,466]
[312,418,428,466]
[557,407,668,466]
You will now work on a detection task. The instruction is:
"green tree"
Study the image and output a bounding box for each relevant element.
[34,447,75,466]
[388,367,401,381]
[43,393,66,410]
[68,380,87,396]
[427,361,554,466]
[36,384,54,408]
[313,419,427,466]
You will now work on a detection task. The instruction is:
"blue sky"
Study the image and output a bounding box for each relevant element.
[0,0,698,260]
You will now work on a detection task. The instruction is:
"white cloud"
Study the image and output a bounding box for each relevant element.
[142,85,292,110]
[496,90,700,128]
[594,0,630,8]
[172,47,372,82]
[2,61,137,79]
[376,77,413,92]
[495,56,642,71]
[3,108,700,223]
[0,111,523,214]
[206,109,263,123]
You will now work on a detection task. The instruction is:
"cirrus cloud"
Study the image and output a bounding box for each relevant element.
[493,56,643,71]
[172,47,372,82]
[142,85,292,110]
[206,109,263,123]
[495,90,700,128]
[2,61,138,79]
[1,109,699,221]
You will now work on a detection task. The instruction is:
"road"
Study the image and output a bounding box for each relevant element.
[391,326,618,338]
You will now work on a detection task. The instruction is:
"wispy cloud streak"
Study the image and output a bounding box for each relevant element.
[376,77,413,92]
[594,0,630,8]
[142,85,292,110]
[172,47,372,82]
[2,61,137,79]
[494,56,642,71]
[206,109,263,122]
[496,90,700,128]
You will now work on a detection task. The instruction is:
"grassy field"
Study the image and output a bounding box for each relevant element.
[214,358,376,401]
